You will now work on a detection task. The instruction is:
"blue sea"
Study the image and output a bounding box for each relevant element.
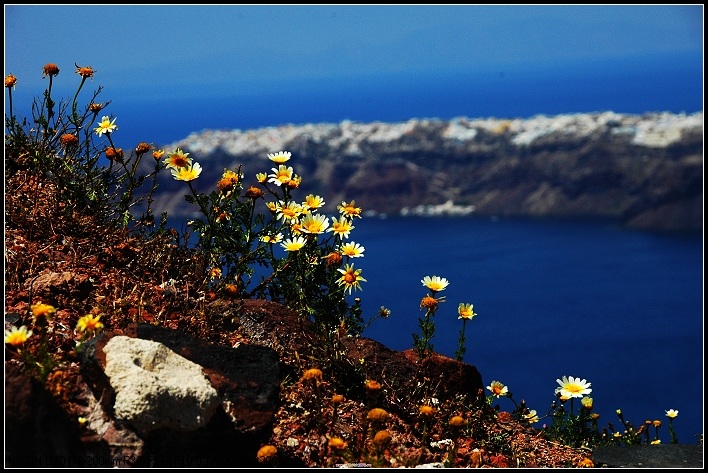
[351,216,703,445]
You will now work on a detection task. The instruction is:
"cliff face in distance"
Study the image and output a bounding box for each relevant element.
[151,111,703,232]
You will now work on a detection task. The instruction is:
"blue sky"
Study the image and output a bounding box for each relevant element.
[4,5,703,101]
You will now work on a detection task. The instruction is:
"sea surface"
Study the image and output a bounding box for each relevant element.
[350,215,703,445]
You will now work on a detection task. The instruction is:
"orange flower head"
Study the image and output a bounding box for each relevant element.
[449,415,466,428]
[217,177,238,193]
[373,430,392,447]
[323,251,343,267]
[367,408,389,422]
[152,149,165,160]
[365,379,381,392]
[135,142,152,156]
[31,303,56,321]
[420,295,439,310]
[75,65,95,79]
[60,134,79,147]
[89,102,104,113]
[42,63,60,77]
[5,74,17,89]
[244,186,265,199]
[652,420,662,428]
[256,445,278,463]
[223,284,239,297]
[328,437,347,450]
[301,368,323,383]
[286,174,302,189]
[331,394,345,405]
[419,405,436,418]
[75,314,104,334]
[105,147,124,162]
[577,458,594,468]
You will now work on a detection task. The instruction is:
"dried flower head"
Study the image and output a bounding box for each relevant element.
[256,445,278,463]
[60,133,79,148]
[364,379,381,392]
[105,147,124,162]
[152,149,165,160]
[323,251,343,267]
[223,284,239,297]
[420,295,439,310]
[373,430,392,447]
[367,408,389,422]
[301,368,323,383]
[5,73,17,89]
[419,405,436,418]
[89,102,104,113]
[42,63,60,77]
[75,64,95,79]
[244,186,265,199]
[328,437,347,450]
[331,394,345,405]
[135,142,152,156]
[449,415,466,428]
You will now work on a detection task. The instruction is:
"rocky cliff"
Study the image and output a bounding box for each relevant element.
[150,111,703,232]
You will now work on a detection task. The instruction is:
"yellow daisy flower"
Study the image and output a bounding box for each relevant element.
[555,376,592,399]
[267,150,292,164]
[337,263,367,294]
[457,303,477,320]
[75,314,104,334]
[4,326,32,347]
[94,115,117,136]
[171,163,203,182]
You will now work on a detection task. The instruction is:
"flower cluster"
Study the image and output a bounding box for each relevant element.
[166,148,368,340]
[413,275,478,362]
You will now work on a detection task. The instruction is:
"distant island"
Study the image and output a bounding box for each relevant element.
[148,111,703,233]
